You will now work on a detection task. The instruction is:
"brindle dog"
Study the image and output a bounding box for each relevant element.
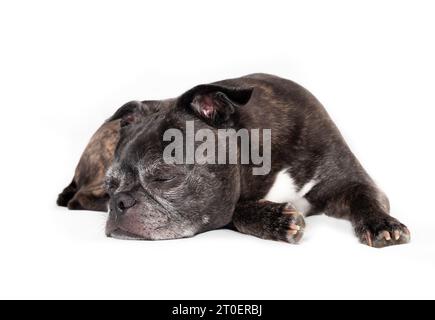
[58,74,410,248]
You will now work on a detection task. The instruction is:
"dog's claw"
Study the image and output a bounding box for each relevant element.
[290,224,300,231]
[282,207,298,216]
[288,229,298,235]
[365,231,373,247]
[383,231,391,241]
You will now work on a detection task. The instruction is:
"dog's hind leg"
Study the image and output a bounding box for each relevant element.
[57,180,77,207]
[319,182,410,248]
[67,190,109,212]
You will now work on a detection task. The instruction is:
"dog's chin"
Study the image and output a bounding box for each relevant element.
[106,225,197,241]
[109,228,147,240]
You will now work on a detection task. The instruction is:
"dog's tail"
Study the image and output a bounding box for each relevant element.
[57,180,78,207]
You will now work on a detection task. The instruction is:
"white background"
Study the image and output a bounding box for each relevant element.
[0,0,434,299]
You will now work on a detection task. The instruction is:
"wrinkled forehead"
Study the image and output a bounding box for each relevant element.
[109,120,166,174]
[108,108,211,180]
[117,113,167,153]
[106,156,165,182]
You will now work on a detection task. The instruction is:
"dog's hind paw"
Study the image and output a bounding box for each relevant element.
[356,215,410,248]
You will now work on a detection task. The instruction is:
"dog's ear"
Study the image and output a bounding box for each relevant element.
[107,101,144,127]
[177,84,253,126]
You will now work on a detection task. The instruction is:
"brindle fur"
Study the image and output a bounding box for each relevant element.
[57,120,121,211]
[57,100,162,211]
[59,74,410,248]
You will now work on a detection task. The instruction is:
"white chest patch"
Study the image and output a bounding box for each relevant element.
[263,169,317,215]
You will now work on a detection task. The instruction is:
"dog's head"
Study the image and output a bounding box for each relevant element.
[105,85,253,240]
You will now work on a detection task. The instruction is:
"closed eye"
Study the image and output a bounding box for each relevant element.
[152,176,176,183]
[138,163,184,186]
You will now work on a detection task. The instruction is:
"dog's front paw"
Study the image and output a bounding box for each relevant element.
[355,215,410,248]
[275,203,306,244]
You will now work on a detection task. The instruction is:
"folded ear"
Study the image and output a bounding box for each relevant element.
[177,84,253,126]
[107,101,143,127]
[108,100,161,127]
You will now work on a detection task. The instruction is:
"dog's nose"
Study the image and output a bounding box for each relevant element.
[114,193,136,214]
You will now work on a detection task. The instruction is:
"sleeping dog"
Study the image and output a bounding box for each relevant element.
[58,73,410,248]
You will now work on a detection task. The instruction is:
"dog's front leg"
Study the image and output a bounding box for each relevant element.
[232,200,305,244]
